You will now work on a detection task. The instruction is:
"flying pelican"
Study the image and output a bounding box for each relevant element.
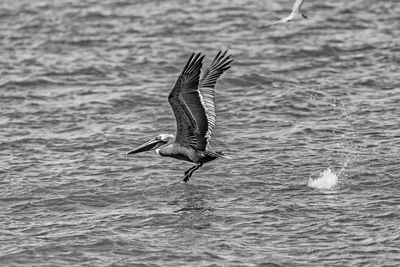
[126,51,233,182]
[264,0,308,28]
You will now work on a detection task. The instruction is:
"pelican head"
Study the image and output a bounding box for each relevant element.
[126,134,174,155]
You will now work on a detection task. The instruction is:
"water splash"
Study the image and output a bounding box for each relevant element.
[307,92,363,191]
[308,168,339,190]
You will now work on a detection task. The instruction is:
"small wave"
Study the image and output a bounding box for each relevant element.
[308,168,339,190]
[0,77,68,88]
[44,66,106,77]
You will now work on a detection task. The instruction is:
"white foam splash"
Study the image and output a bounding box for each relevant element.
[308,168,339,190]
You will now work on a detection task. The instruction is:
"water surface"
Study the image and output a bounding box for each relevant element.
[1,0,400,266]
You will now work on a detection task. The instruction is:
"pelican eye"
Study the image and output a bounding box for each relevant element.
[155,136,166,142]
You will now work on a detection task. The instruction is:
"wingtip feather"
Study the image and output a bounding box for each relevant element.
[182,52,204,75]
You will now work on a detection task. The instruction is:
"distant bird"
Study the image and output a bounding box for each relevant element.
[126,51,233,182]
[264,0,308,28]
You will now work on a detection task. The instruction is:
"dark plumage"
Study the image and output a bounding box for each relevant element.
[126,51,233,182]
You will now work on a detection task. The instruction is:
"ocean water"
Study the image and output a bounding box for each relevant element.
[1,0,400,266]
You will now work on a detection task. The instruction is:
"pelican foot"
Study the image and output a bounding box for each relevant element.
[183,173,191,183]
[182,163,203,182]
[184,165,196,176]
[183,168,195,182]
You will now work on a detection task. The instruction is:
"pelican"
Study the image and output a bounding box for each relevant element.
[126,51,233,182]
[264,0,308,28]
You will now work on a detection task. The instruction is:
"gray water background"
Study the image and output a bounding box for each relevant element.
[1,0,400,266]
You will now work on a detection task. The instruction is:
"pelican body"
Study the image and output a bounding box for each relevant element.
[126,51,233,182]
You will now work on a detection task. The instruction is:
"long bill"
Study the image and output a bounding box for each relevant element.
[126,138,164,155]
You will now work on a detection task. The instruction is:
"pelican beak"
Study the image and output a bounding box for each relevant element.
[126,138,164,155]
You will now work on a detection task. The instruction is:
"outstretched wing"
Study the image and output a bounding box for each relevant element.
[168,52,208,151]
[262,0,306,28]
[291,0,305,15]
[199,50,233,140]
